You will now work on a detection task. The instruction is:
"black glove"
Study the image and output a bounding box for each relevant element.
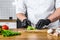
[36,19,51,29]
[21,19,31,28]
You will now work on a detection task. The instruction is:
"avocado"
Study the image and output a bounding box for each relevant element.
[27,26,36,30]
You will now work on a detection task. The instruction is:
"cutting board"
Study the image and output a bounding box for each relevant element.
[25,29,47,33]
[13,28,47,33]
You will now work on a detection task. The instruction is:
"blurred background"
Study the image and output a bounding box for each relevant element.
[0,0,16,19]
[0,0,16,29]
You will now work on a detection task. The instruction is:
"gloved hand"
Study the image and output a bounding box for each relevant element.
[36,19,51,29]
[21,19,31,28]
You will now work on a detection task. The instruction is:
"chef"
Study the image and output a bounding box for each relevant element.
[15,0,60,29]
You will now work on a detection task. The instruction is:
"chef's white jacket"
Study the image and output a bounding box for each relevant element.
[15,0,60,28]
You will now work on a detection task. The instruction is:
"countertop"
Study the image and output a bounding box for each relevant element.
[0,28,60,40]
[0,19,16,22]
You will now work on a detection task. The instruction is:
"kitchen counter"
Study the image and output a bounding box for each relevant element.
[0,20,16,29]
[0,28,60,40]
[0,19,16,22]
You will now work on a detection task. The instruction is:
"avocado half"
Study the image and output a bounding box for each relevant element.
[27,26,36,30]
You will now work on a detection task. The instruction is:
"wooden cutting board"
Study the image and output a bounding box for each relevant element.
[12,28,47,33]
[25,29,47,33]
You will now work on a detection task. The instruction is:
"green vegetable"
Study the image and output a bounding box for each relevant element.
[1,30,21,37]
[0,25,2,35]
[27,26,36,30]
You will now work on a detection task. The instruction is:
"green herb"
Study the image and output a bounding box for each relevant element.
[2,30,21,37]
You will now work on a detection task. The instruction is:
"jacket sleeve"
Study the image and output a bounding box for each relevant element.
[15,0,26,14]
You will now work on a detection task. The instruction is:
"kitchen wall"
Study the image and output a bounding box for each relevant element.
[0,22,16,29]
[0,0,17,29]
[0,0,16,19]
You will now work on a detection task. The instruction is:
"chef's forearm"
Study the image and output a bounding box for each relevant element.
[48,8,60,22]
[16,13,27,22]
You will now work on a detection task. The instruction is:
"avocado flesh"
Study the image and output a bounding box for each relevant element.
[27,26,36,30]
